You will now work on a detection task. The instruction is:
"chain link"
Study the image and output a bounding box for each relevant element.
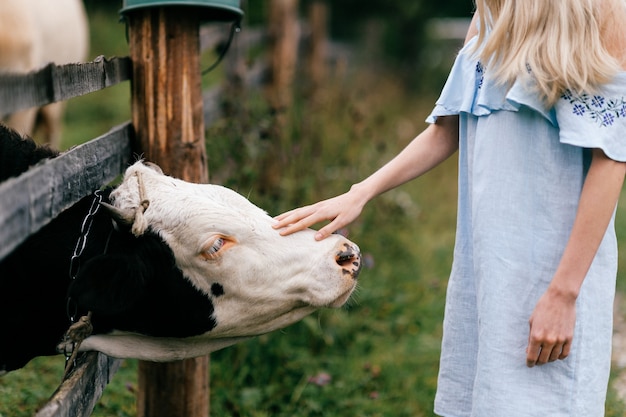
[63,190,103,375]
[69,190,103,281]
[67,190,103,322]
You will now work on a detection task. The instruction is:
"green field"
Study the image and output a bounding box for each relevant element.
[2,4,626,417]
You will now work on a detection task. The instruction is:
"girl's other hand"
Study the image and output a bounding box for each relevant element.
[526,286,576,367]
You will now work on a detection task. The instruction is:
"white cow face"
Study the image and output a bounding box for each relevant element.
[107,162,361,340]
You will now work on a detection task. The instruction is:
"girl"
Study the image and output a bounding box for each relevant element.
[273,0,626,415]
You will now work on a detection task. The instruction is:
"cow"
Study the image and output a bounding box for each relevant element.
[0,125,361,374]
[0,0,89,148]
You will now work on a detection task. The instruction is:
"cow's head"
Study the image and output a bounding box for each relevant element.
[69,161,361,360]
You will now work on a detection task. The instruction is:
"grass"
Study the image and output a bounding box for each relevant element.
[2,5,626,417]
[4,68,626,416]
[200,72,456,417]
[1,68,457,416]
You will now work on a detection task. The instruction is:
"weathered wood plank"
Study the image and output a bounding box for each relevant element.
[34,353,122,417]
[0,56,131,117]
[0,122,133,260]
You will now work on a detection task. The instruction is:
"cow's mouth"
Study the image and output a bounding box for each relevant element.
[328,283,357,308]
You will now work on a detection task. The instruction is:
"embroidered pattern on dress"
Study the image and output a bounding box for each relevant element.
[475,61,484,89]
[562,89,626,127]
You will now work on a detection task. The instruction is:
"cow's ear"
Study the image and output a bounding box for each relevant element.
[68,253,147,315]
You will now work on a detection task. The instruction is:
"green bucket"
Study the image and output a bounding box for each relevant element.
[120,0,243,21]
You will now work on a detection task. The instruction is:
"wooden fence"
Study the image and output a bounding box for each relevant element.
[0,1,330,416]
[0,28,266,261]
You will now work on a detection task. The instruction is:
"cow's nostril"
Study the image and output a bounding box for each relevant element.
[336,250,356,266]
[335,244,362,279]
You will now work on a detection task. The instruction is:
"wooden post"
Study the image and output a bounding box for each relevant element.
[266,0,299,112]
[127,6,209,417]
[128,7,208,182]
[136,359,209,417]
[258,0,299,197]
[307,0,328,96]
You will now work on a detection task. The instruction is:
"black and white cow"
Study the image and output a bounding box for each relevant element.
[0,125,361,374]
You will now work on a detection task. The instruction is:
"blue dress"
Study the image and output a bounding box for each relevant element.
[427,35,626,417]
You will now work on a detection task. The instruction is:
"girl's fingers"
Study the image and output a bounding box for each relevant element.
[274,210,329,236]
[527,338,570,368]
[278,219,315,236]
[273,212,291,222]
[274,203,340,233]
[273,192,362,239]
[548,345,562,362]
[273,207,313,228]
[315,219,343,240]
[526,341,541,368]
[274,206,310,222]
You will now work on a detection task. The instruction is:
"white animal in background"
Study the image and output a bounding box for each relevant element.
[0,0,89,148]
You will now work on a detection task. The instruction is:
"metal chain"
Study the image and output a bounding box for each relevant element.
[68,190,103,285]
[62,190,102,377]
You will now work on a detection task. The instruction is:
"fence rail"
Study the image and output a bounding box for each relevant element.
[0,56,131,118]
[0,122,132,260]
[34,353,122,417]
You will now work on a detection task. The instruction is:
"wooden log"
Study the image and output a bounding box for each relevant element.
[34,353,121,417]
[127,6,209,417]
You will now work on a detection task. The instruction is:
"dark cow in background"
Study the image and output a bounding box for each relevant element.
[0,125,361,374]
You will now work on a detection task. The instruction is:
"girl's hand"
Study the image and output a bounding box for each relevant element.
[273,188,367,240]
[526,287,576,367]
[525,149,626,368]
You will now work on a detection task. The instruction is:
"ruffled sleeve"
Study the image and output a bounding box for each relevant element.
[425,37,492,121]
[426,36,496,122]
[556,74,626,162]
[427,36,626,161]
[426,36,555,125]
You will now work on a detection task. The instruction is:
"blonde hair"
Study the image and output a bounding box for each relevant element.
[474,0,626,105]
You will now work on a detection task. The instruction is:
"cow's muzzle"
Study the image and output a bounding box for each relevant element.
[336,243,362,279]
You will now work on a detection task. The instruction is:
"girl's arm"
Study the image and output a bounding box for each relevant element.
[273,15,480,240]
[526,148,626,367]
[273,115,459,240]
[527,0,626,368]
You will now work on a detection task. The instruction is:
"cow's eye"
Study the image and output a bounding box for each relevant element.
[201,236,232,260]
[206,237,224,255]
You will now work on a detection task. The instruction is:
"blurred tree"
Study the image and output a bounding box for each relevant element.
[306,0,474,88]
[85,0,471,89]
